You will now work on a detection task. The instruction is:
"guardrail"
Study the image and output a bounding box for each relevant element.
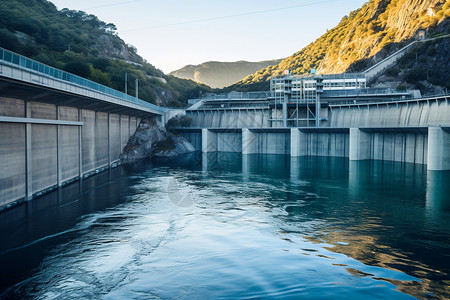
[0,47,166,114]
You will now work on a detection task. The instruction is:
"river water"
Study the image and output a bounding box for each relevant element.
[1,153,449,299]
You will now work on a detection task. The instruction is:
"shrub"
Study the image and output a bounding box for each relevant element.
[396,84,406,91]
[385,67,400,77]
[405,67,426,83]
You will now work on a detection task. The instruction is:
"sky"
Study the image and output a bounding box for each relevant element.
[50,0,367,73]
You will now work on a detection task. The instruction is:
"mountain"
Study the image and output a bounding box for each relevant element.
[170,59,282,89]
[227,0,450,93]
[0,0,212,107]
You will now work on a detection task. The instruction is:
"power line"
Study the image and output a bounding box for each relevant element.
[81,0,145,10]
[122,0,341,33]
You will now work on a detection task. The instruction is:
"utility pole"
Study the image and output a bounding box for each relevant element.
[125,72,128,94]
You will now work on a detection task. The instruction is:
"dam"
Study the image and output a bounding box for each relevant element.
[177,78,450,171]
[1,50,450,300]
[2,48,450,210]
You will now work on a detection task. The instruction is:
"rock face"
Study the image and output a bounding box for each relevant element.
[229,0,449,91]
[120,120,195,160]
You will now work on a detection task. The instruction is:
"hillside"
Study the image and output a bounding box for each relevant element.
[227,0,450,92]
[0,0,212,107]
[170,59,282,89]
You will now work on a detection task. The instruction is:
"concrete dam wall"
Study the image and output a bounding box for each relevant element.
[328,97,450,128]
[186,108,270,128]
[179,95,450,171]
[0,97,141,209]
[182,127,432,167]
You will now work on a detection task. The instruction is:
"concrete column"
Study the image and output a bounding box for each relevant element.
[427,127,450,171]
[119,114,122,151]
[78,108,83,179]
[290,128,307,157]
[349,128,371,161]
[128,115,131,137]
[25,101,32,200]
[315,94,321,128]
[242,128,257,154]
[57,106,62,186]
[108,113,111,167]
[202,129,216,153]
[283,93,288,128]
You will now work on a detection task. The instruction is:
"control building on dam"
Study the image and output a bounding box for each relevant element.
[178,73,450,172]
[0,48,166,209]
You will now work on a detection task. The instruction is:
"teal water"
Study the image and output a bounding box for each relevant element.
[1,153,449,299]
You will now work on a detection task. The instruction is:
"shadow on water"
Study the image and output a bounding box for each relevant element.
[0,162,154,294]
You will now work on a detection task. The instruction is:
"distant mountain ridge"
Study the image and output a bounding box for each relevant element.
[227,0,450,92]
[169,59,282,88]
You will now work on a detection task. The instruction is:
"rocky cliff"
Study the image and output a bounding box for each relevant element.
[121,120,195,160]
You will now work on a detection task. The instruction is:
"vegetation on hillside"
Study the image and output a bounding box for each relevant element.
[371,33,450,94]
[227,0,450,92]
[0,0,212,107]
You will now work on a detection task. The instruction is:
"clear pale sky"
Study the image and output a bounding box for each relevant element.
[50,0,367,73]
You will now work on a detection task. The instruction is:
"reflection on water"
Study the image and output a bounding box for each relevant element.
[1,153,449,299]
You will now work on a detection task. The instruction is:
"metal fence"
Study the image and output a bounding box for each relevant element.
[0,47,166,114]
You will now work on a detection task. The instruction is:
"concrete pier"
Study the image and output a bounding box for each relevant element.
[290,128,306,157]
[427,127,450,171]
[242,128,257,155]
[349,128,371,161]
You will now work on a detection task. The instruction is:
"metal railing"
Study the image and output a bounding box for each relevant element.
[322,88,413,98]
[272,73,366,81]
[201,91,271,101]
[0,47,166,114]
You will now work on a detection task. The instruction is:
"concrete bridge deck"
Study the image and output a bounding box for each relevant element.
[0,47,165,116]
